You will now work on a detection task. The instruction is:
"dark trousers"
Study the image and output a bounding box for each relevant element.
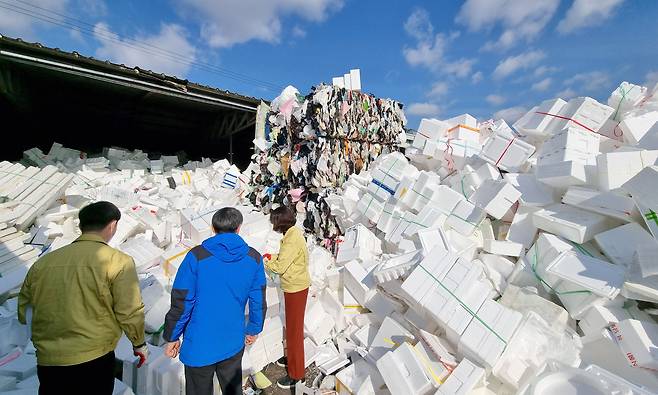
[37,351,115,395]
[185,348,244,395]
[284,287,308,380]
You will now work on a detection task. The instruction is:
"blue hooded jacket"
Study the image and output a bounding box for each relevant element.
[163,232,266,367]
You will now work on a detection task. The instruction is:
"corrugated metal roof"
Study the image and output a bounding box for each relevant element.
[0,34,268,108]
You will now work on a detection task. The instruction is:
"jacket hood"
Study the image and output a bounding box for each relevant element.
[201,233,249,262]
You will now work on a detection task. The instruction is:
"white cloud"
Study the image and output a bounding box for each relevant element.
[403,10,476,79]
[493,50,545,80]
[486,94,506,106]
[292,26,306,38]
[645,70,658,89]
[77,0,108,17]
[534,65,558,77]
[563,71,611,93]
[532,77,552,91]
[557,88,577,99]
[404,8,434,41]
[456,0,559,51]
[427,81,449,98]
[494,106,527,123]
[0,0,69,39]
[94,22,197,77]
[179,0,343,48]
[472,71,484,84]
[407,102,441,116]
[558,0,624,34]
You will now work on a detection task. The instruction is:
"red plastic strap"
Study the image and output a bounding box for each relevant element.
[535,111,603,136]
[494,137,516,167]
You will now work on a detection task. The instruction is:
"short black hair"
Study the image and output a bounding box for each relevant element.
[212,207,243,234]
[79,201,121,233]
[270,205,296,234]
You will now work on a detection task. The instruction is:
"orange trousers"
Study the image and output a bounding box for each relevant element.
[284,287,308,380]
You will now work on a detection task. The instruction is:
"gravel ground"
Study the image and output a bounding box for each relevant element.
[244,362,324,395]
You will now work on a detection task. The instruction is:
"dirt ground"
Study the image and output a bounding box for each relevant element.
[244,362,323,395]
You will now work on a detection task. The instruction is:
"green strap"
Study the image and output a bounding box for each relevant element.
[530,242,592,296]
[146,323,165,336]
[612,85,636,121]
[417,264,507,345]
[568,241,594,257]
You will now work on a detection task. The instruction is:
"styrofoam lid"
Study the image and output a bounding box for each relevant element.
[545,252,624,298]
[531,370,609,395]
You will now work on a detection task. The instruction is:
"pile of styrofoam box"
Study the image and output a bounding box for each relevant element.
[317,81,658,394]
[0,143,286,393]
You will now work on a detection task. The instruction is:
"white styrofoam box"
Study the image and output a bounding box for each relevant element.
[471,180,521,219]
[537,127,600,166]
[336,224,382,264]
[503,173,556,207]
[152,358,184,395]
[414,119,448,148]
[0,375,15,392]
[637,121,658,150]
[368,168,400,201]
[544,252,625,319]
[445,200,486,236]
[332,76,344,89]
[562,186,638,222]
[597,150,658,191]
[458,300,523,369]
[482,240,523,257]
[535,161,588,188]
[436,358,485,395]
[505,205,541,249]
[344,72,352,90]
[450,163,501,200]
[355,194,385,223]
[368,317,415,362]
[434,138,482,171]
[619,111,658,145]
[0,351,36,380]
[480,133,535,172]
[376,342,434,395]
[336,358,387,395]
[118,237,164,272]
[399,206,446,240]
[513,99,567,137]
[608,82,647,119]
[413,341,450,388]
[416,227,450,256]
[594,222,657,267]
[579,304,651,337]
[144,294,169,333]
[622,165,658,238]
[445,113,478,129]
[532,204,619,243]
[447,122,480,142]
[350,69,361,91]
[439,280,492,345]
[373,250,423,283]
[608,319,658,371]
[343,260,377,306]
[546,97,614,136]
[351,324,378,349]
[399,247,453,307]
[179,205,223,244]
[364,289,406,320]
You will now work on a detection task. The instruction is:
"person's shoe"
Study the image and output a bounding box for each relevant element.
[276,356,288,367]
[276,375,299,389]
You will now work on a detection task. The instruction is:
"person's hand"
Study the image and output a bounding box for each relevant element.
[245,335,258,346]
[165,340,181,358]
[133,343,149,368]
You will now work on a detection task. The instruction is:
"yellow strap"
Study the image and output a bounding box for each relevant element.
[448,124,480,133]
[409,341,446,385]
[163,248,192,277]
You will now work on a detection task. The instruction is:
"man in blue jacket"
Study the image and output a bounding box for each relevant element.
[163,207,266,395]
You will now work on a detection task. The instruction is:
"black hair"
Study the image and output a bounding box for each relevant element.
[78,201,121,233]
[212,207,243,234]
[270,205,296,234]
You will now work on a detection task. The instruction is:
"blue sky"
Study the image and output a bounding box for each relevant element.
[2,0,658,129]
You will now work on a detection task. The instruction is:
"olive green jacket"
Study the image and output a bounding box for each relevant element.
[18,233,145,366]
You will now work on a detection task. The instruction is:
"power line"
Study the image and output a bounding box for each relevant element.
[0,0,285,92]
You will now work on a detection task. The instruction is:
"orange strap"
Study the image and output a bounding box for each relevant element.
[447,124,480,133]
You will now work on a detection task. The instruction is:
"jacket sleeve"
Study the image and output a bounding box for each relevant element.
[163,251,198,342]
[111,255,146,346]
[246,257,267,336]
[265,233,299,276]
[17,267,34,325]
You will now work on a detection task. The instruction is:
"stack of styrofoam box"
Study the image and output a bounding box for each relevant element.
[243,316,285,374]
[336,224,382,265]
[480,132,535,172]
[331,68,362,91]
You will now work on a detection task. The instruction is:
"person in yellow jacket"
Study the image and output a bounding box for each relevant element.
[264,205,310,389]
[18,201,148,395]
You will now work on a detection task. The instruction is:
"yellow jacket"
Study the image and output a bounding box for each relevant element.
[265,226,310,293]
[18,233,145,366]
